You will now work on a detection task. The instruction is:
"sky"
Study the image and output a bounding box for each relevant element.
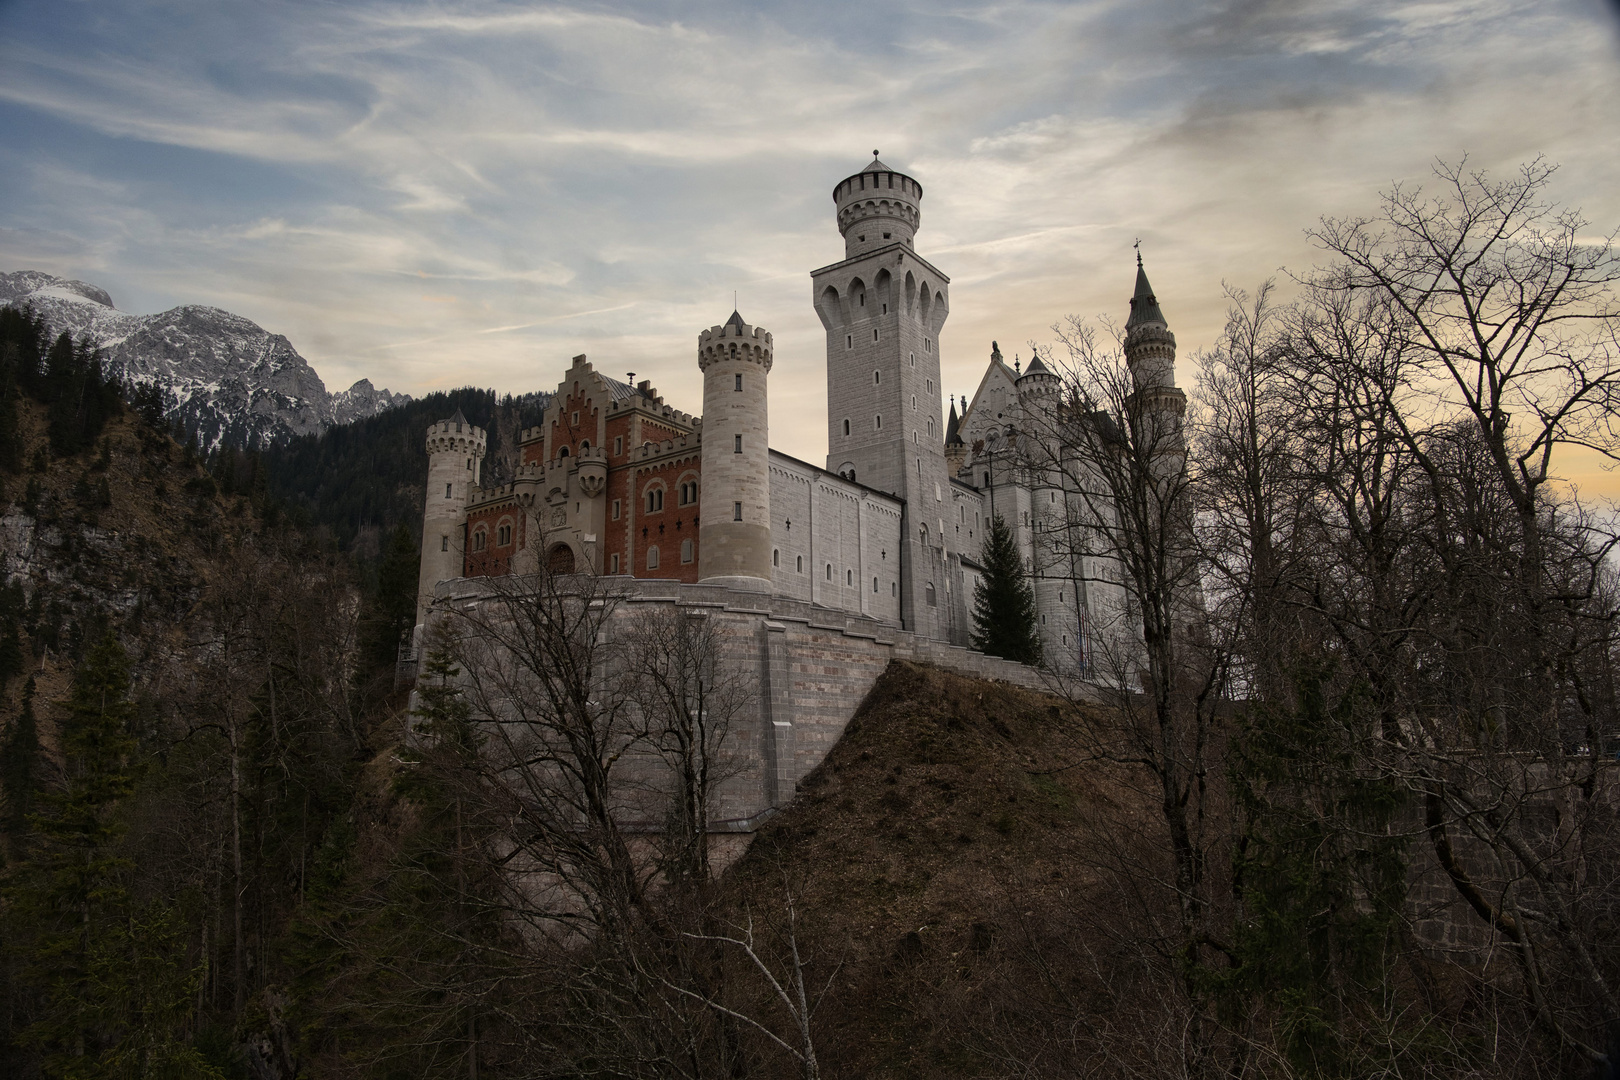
[2,0,1620,490]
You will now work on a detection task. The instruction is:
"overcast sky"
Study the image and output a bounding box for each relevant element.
[3,0,1619,488]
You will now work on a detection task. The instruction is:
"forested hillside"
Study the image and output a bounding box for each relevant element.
[257,389,549,557]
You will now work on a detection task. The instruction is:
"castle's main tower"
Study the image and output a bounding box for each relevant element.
[813,154,954,638]
[418,409,486,624]
[699,311,774,591]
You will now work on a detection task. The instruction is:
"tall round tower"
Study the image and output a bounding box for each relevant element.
[698,310,773,591]
[833,152,923,260]
[417,409,486,624]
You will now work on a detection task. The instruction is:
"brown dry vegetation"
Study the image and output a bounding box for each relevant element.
[716,660,1183,1079]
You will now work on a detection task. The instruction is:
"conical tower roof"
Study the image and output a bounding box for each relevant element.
[724,309,747,332]
[945,398,963,446]
[1020,352,1051,378]
[1126,255,1167,331]
[448,407,468,427]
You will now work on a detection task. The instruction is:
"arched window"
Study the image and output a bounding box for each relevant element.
[773,549,780,567]
[681,539,694,563]
[872,577,878,592]
[646,487,664,512]
[920,523,928,545]
[579,440,590,452]
[925,581,937,606]
[647,546,660,569]
[496,522,512,546]
[473,528,487,552]
[843,418,850,436]
[825,563,832,581]
[547,544,574,574]
[846,569,853,586]
[796,555,803,573]
[558,445,569,458]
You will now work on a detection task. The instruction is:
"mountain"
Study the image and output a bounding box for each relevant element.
[0,270,408,449]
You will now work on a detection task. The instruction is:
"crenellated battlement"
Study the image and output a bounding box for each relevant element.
[698,319,774,372]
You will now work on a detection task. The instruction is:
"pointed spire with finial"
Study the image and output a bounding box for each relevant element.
[945,395,963,447]
[1126,245,1167,331]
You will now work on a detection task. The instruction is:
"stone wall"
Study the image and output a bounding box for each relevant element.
[426,573,1070,833]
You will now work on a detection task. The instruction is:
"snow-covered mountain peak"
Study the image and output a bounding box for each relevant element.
[1,270,410,449]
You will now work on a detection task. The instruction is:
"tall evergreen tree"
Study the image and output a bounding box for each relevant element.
[971,513,1042,665]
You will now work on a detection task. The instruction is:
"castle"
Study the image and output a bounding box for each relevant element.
[414,154,1183,682]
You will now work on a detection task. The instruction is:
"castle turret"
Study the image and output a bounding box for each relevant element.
[418,409,486,624]
[1124,254,1178,395]
[833,152,923,260]
[698,311,774,591]
[1122,253,1188,464]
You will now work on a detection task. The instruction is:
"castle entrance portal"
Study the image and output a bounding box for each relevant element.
[546,544,575,574]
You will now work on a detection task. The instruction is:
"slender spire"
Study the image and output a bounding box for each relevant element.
[945,397,963,446]
[1126,254,1167,331]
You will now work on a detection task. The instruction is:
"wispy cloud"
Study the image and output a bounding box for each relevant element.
[1,0,1617,485]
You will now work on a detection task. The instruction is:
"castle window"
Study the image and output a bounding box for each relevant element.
[911,395,916,409]
[612,499,621,520]
[846,569,853,586]
[646,488,664,512]
[891,582,898,597]
[733,502,742,521]
[579,440,590,452]
[847,335,853,349]
[881,302,887,313]
[558,446,569,458]
[497,523,512,546]
[681,539,693,563]
[859,293,865,307]
[647,546,659,569]
[614,437,623,455]
[446,483,453,499]
[735,374,742,391]
[441,535,449,552]
[926,379,932,392]
[873,328,879,342]
[773,549,780,567]
[843,419,850,436]
[927,419,934,436]
[797,555,803,572]
[875,415,882,430]
[734,434,742,453]
[473,529,486,552]
[925,339,931,352]
[572,412,579,425]
[872,576,878,593]
[882,233,890,240]
[466,458,472,470]
[910,352,915,366]
[610,553,620,573]
[825,564,832,581]
[874,370,881,385]
[925,581,937,606]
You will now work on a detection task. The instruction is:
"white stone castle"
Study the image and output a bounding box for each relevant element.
[414,154,1184,681]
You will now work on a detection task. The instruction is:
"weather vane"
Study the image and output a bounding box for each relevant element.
[1134,237,1142,266]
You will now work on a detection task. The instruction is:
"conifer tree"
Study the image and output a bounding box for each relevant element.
[972,513,1042,665]
[0,679,40,856]
[9,630,137,1071]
